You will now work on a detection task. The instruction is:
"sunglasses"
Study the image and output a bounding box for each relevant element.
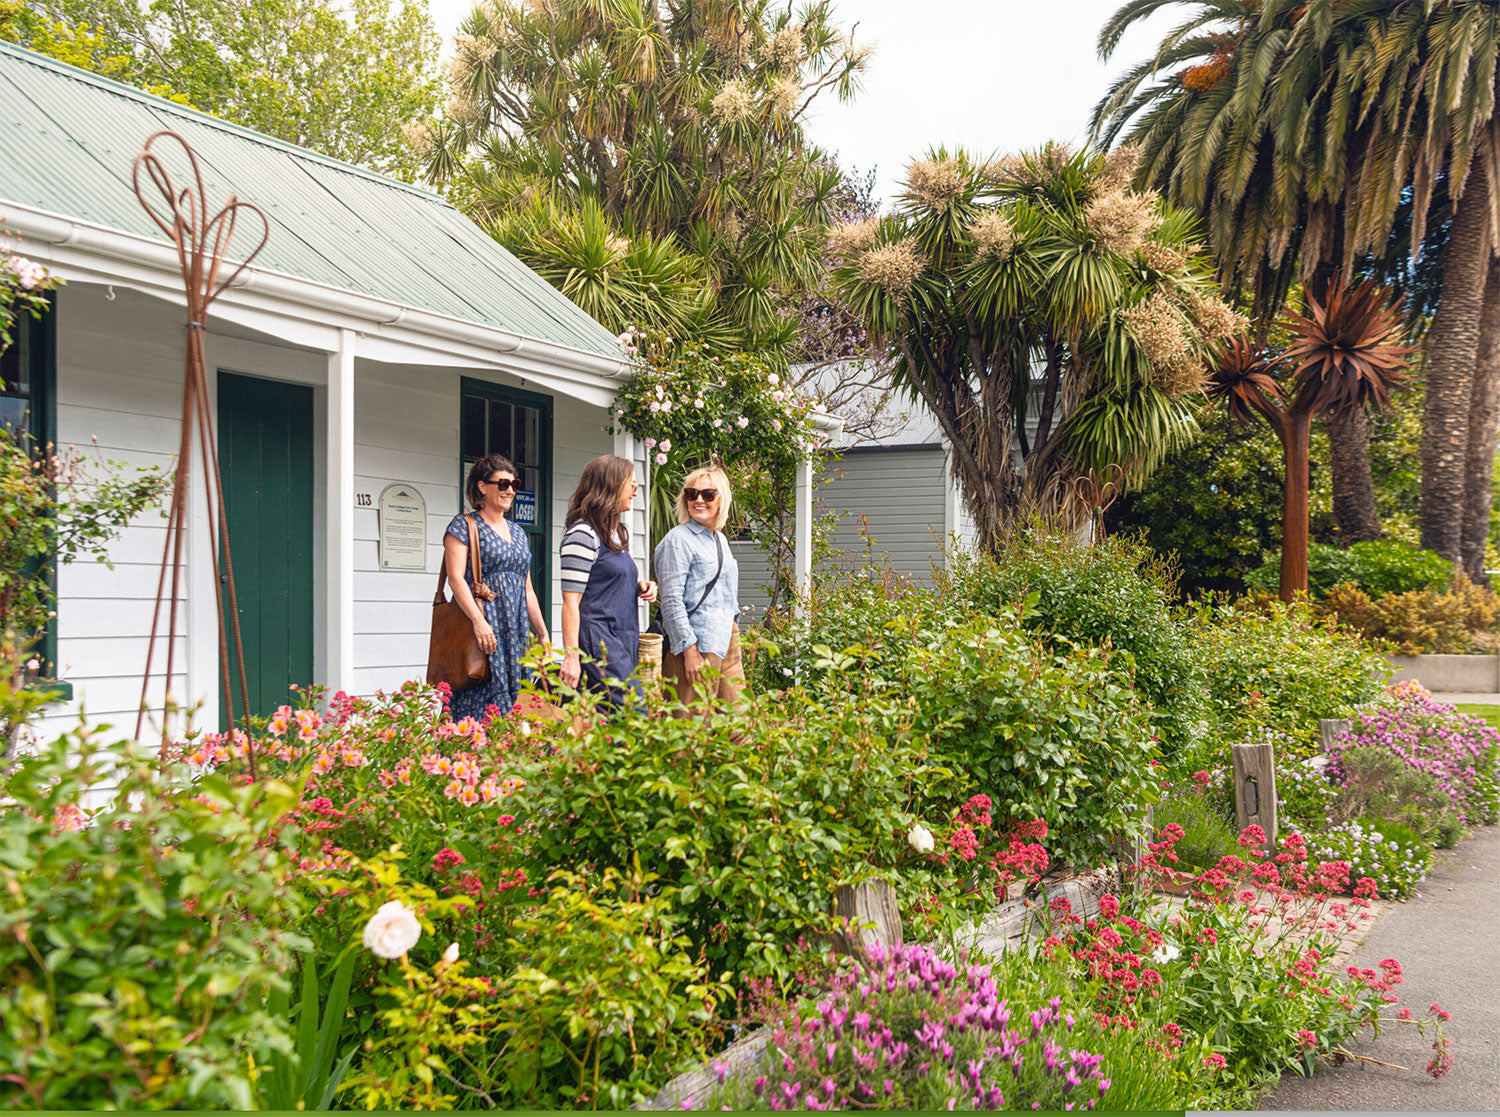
[485,477,518,492]
[684,487,718,502]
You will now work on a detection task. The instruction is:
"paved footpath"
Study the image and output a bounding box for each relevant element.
[1259,824,1500,1111]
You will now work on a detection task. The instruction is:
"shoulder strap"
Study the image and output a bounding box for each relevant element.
[686,529,725,617]
[434,514,494,604]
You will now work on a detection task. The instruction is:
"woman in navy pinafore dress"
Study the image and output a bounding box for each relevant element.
[559,455,657,705]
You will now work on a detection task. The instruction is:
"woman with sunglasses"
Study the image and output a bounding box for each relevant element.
[559,454,657,704]
[654,466,744,709]
[443,454,550,720]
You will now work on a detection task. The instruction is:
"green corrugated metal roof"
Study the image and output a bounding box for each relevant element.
[0,42,622,360]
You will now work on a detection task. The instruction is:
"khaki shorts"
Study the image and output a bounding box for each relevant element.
[661,622,745,712]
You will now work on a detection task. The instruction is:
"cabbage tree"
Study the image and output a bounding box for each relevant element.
[828,144,1245,550]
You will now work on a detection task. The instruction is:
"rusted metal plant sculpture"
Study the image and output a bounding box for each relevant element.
[1207,281,1412,601]
[132,131,269,768]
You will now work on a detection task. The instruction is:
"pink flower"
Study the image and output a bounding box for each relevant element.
[52,803,85,832]
[656,452,668,465]
[659,439,671,452]
[771,419,782,432]
[1297,1029,1318,1050]
[1202,1053,1226,1071]
[948,826,979,861]
[645,437,656,449]
[736,416,749,428]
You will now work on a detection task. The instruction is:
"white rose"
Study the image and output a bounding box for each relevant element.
[768,373,780,386]
[713,418,723,428]
[736,416,749,429]
[649,401,661,413]
[362,900,422,959]
[772,390,785,401]
[443,941,460,964]
[662,399,673,412]
[908,824,935,854]
[695,398,705,408]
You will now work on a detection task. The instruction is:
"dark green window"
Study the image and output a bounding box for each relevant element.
[2,299,59,680]
[460,378,553,621]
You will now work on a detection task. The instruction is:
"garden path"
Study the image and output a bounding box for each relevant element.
[1258,824,1500,1112]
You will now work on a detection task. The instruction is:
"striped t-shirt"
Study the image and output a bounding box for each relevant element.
[560,521,601,595]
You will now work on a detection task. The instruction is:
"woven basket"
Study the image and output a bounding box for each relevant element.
[637,632,664,685]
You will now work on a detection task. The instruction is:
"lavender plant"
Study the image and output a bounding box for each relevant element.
[712,943,1112,1112]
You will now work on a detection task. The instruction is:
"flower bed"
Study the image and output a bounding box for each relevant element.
[4,591,1482,1109]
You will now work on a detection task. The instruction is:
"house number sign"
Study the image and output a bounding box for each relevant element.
[376,483,427,571]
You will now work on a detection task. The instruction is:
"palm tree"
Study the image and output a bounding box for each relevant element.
[1331,0,1500,567]
[1092,1,1394,543]
[1096,0,1500,566]
[829,144,1245,550]
[1208,282,1413,598]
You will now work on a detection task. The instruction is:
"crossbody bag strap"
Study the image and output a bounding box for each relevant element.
[467,514,496,601]
[434,513,495,604]
[686,529,724,617]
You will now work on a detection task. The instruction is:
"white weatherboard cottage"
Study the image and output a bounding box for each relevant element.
[0,43,824,735]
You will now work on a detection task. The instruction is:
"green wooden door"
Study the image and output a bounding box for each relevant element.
[218,371,314,723]
[460,378,553,619]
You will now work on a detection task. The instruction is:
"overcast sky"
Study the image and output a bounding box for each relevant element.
[423,0,1180,203]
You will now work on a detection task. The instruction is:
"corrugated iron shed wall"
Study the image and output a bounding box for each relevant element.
[0,42,622,359]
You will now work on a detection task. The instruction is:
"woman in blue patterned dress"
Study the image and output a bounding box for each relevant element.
[443,453,549,719]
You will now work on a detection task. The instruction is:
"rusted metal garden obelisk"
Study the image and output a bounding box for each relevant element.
[132,131,269,771]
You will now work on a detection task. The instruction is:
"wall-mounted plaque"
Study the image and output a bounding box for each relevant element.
[378,483,428,571]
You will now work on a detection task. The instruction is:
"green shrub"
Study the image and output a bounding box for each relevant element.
[903,615,1159,869]
[939,530,1207,754]
[1245,539,1453,599]
[345,867,725,1110]
[1318,575,1500,654]
[1191,597,1388,753]
[0,735,302,1109]
[1275,754,1339,833]
[1329,745,1459,844]
[514,683,934,983]
[1154,785,1238,871]
[753,555,939,697]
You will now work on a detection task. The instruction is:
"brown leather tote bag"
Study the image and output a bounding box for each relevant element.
[426,513,496,692]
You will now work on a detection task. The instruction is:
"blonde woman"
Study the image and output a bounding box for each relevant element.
[653,466,744,708]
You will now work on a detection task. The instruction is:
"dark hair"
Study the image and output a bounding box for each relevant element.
[464,453,517,510]
[565,454,632,552]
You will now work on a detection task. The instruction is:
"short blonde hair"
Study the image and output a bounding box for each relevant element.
[675,466,732,531]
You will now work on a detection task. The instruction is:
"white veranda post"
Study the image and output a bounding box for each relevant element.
[795,413,845,619]
[325,329,356,695]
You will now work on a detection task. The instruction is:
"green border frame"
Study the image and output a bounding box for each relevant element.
[458,376,555,621]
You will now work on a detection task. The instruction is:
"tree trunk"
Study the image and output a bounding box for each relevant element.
[1421,150,1492,564]
[1462,254,1500,581]
[1279,411,1313,602]
[1324,408,1382,542]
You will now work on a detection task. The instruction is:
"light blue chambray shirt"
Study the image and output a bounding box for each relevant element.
[653,521,740,657]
